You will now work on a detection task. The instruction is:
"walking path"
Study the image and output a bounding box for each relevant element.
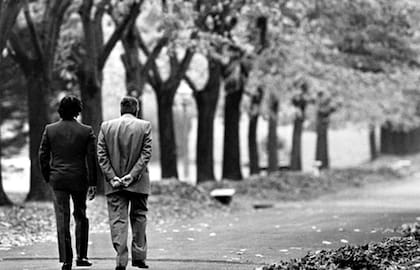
[1,173,420,269]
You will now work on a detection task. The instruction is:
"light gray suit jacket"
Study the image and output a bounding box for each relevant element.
[97,114,152,195]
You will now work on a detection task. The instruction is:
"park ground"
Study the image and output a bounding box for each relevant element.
[1,155,420,269]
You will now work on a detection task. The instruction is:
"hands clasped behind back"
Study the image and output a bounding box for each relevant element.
[110,174,134,189]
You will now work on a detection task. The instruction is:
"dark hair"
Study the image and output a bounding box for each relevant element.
[58,95,82,120]
[120,96,139,116]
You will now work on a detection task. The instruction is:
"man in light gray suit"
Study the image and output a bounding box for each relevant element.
[97,96,152,270]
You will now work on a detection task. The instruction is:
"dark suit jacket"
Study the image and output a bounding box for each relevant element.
[38,119,97,191]
[97,114,152,196]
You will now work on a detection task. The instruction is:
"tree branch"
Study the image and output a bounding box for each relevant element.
[0,0,23,51]
[184,75,199,93]
[146,36,169,86]
[23,0,44,61]
[98,0,142,70]
[175,48,194,81]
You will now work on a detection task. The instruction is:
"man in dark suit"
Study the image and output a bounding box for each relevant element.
[97,96,152,270]
[39,96,97,270]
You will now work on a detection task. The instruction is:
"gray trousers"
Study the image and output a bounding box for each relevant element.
[52,189,89,263]
[107,191,148,267]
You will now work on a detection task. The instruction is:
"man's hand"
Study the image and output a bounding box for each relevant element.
[87,186,96,200]
[121,174,134,188]
[110,176,123,188]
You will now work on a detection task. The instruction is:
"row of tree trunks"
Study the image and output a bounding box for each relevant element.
[193,59,221,183]
[380,125,420,155]
[222,88,243,180]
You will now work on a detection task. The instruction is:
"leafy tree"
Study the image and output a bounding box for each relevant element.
[137,1,194,179]
[8,0,72,201]
[185,0,244,183]
[249,0,420,170]
[72,0,141,137]
[290,79,314,171]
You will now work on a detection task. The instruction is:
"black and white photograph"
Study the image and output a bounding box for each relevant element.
[1,0,420,269]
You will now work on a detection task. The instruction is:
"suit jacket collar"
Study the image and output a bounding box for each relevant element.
[121,113,136,119]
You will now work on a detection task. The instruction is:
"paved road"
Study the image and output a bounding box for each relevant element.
[1,174,420,269]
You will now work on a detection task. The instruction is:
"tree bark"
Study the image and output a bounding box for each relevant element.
[0,126,12,205]
[78,70,104,194]
[248,113,260,175]
[315,115,329,170]
[267,98,279,173]
[222,89,243,180]
[79,71,103,136]
[156,91,178,179]
[24,64,52,201]
[194,60,221,183]
[290,116,304,171]
[369,124,378,161]
[120,28,145,118]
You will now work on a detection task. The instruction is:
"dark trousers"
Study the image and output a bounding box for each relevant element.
[107,191,148,267]
[52,189,89,263]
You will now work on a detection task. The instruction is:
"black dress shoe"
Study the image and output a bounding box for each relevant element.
[115,267,126,270]
[76,258,92,267]
[62,262,72,270]
[133,260,149,268]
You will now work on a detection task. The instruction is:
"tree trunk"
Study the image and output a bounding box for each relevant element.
[267,98,279,173]
[194,60,221,184]
[0,131,12,205]
[290,116,304,171]
[369,124,378,161]
[121,39,145,118]
[222,89,243,180]
[79,72,103,136]
[248,113,260,175]
[315,115,329,170]
[24,66,52,201]
[79,70,104,194]
[156,91,178,179]
[0,75,12,205]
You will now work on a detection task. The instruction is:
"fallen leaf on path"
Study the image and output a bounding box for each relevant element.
[209,232,216,237]
[340,239,349,243]
[256,254,264,257]
[322,241,332,245]
[279,249,289,253]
